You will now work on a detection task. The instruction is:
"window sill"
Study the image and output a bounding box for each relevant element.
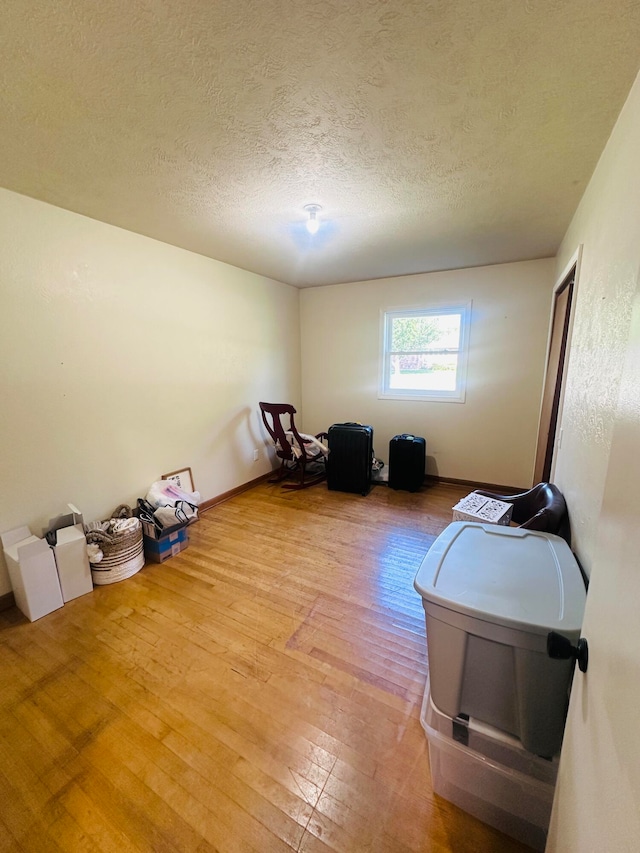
[378,391,466,403]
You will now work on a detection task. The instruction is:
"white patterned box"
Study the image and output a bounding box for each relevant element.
[452,494,513,526]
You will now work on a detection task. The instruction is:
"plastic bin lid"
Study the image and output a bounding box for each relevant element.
[414,522,586,634]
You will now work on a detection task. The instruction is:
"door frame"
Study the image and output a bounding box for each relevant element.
[533,245,582,484]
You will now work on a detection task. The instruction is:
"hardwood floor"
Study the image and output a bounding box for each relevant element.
[0,481,533,852]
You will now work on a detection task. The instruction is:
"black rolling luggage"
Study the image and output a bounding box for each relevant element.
[327,423,373,495]
[388,434,426,492]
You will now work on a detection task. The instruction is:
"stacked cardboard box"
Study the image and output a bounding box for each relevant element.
[143,526,189,563]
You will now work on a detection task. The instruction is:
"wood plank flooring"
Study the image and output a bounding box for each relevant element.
[0,481,534,852]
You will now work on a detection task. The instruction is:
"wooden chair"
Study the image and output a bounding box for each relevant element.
[259,402,328,490]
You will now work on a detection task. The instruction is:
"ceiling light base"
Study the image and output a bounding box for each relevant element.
[304,204,322,235]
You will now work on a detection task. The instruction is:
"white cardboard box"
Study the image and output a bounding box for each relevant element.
[1,526,64,621]
[452,493,513,525]
[53,524,92,602]
[46,505,93,602]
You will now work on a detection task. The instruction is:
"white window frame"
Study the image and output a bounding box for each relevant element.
[378,301,471,403]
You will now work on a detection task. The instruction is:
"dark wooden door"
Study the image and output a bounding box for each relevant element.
[533,269,575,484]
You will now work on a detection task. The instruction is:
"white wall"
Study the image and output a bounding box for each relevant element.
[546,71,640,852]
[300,259,554,486]
[0,188,301,595]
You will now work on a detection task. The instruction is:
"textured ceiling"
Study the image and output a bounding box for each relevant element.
[1,1,639,287]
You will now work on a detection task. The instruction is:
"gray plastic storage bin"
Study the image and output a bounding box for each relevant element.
[414,522,586,757]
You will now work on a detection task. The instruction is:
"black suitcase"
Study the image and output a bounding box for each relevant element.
[388,434,426,492]
[327,423,373,495]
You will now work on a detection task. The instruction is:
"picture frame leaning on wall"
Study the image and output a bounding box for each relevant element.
[161,467,195,493]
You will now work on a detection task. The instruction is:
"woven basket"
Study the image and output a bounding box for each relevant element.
[87,504,144,585]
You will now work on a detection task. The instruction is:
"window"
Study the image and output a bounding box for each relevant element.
[379,303,471,402]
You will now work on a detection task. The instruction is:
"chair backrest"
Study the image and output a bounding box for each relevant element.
[474,482,570,542]
[259,402,307,462]
[514,483,568,537]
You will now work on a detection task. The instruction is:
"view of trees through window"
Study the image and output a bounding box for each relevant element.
[388,312,462,392]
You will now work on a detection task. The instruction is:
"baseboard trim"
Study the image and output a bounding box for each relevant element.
[199,472,275,513]
[424,475,525,494]
[0,591,15,612]
[199,472,524,512]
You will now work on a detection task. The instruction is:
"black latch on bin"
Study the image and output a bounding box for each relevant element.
[452,713,470,746]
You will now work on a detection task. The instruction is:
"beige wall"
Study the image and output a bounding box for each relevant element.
[0,188,300,595]
[300,259,555,486]
[548,70,640,851]
[553,72,640,579]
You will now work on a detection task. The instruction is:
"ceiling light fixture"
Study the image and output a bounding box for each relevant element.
[304,204,322,235]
